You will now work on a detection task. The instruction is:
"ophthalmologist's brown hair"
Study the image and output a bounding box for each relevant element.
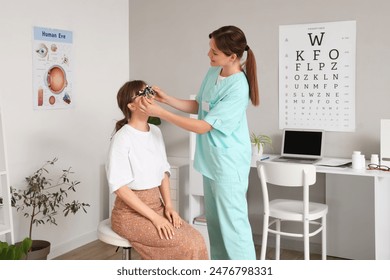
[209,25,259,106]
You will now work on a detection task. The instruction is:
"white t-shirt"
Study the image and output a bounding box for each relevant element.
[106,124,170,193]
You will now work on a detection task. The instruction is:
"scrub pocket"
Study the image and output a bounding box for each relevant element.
[208,144,249,183]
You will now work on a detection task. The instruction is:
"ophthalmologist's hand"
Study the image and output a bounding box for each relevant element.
[139,96,165,118]
[151,86,169,103]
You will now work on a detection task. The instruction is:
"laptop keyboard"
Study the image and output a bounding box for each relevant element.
[273,156,319,163]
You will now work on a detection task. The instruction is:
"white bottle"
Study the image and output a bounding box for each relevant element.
[352,151,363,170]
[360,154,366,169]
[370,154,379,165]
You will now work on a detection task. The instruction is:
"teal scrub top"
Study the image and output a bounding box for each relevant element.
[194,66,251,183]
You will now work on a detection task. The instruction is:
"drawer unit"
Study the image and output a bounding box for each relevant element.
[167,157,189,222]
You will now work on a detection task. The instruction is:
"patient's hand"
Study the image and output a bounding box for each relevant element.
[151,214,175,240]
[164,206,183,229]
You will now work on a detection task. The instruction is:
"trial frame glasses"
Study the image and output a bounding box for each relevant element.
[134,85,155,99]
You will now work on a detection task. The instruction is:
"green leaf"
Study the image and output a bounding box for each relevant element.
[9,158,90,239]
[148,116,161,125]
[0,238,32,260]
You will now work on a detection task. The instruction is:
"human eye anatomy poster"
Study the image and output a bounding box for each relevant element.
[279,21,356,132]
[32,26,73,110]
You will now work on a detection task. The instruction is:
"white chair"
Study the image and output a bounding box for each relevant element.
[97,194,132,260]
[256,160,328,260]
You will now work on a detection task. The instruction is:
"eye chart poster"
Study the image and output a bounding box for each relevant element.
[279,21,356,132]
[32,26,73,110]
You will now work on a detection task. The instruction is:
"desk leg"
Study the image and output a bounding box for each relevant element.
[375,176,390,259]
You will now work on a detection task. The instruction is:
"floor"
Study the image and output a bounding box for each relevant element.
[54,239,345,260]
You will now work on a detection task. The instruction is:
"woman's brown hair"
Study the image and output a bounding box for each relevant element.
[209,26,259,106]
[115,80,147,133]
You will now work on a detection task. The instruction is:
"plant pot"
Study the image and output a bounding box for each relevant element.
[26,240,51,260]
[251,143,263,157]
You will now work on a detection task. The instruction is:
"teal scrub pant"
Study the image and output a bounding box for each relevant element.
[203,176,256,260]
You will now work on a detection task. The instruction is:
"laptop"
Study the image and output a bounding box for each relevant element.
[272,129,324,164]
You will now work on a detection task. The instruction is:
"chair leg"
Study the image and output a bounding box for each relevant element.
[275,219,281,260]
[322,217,327,260]
[122,247,131,260]
[260,214,269,260]
[304,219,309,260]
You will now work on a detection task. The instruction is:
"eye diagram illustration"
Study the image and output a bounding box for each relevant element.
[51,44,58,52]
[45,65,68,94]
[33,27,73,109]
[35,43,48,58]
[49,95,56,105]
[37,88,43,106]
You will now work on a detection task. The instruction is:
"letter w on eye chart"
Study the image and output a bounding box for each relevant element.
[32,26,73,110]
[279,21,356,132]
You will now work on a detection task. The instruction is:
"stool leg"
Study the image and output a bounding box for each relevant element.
[122,247,131,260]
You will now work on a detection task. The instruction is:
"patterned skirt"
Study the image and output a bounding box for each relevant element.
[111,187,208,260]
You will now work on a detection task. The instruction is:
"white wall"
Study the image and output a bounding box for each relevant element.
[129,0,390,243]
[0,0,129,258]
[129,0,390,158]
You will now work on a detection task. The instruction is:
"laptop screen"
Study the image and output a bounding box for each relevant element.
[282,129,323,158]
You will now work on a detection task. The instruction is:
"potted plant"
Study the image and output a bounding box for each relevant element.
[250,132,272,157]
[148,116,161,125]
[0,237,32,260]
[10,158,90,259]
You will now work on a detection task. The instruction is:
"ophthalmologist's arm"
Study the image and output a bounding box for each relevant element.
[152,87,199,115]
[141,97,212,134]
[161,109,212,134]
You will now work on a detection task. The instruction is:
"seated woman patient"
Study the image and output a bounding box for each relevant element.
[106,80,208,260]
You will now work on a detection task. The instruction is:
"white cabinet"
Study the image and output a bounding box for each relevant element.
[168,155,210,255]
[186,96,210,255]
[188,121,210,255]
[315,164,390,260]
[167,157,189,222]
[326,174,375,259]
[0,107,14,243]
[188,159,210,254]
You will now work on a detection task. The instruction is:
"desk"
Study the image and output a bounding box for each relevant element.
[252,155,390,260]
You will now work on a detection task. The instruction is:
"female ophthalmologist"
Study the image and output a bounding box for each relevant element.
[140,25,260,260]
